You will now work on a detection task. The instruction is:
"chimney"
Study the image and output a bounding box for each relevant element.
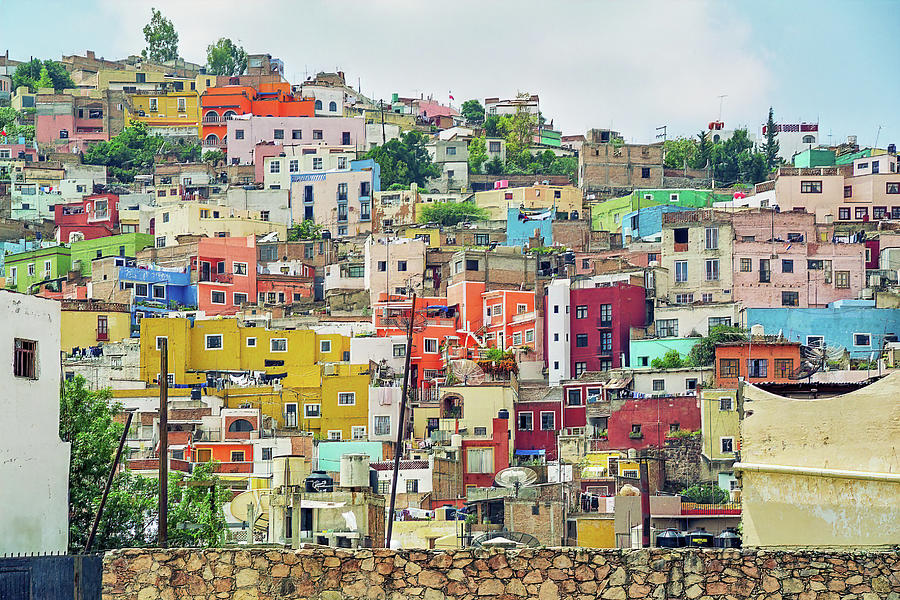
[86,50,95,60]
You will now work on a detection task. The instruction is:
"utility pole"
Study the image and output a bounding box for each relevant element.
[84,411,134,553]
[655,125,667,143]
[380,99,386,146]
[158,338,169,547]
[386,292,417,548]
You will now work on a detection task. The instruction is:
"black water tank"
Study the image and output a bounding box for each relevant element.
[714,528,742,548]
[190,387,202,401]
[305,470,334,493]
[369,468,379,491]
[656,528,685,548]
[498,409,509,420]
[686,527,715,548]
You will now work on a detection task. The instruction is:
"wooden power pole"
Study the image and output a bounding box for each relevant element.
[158,338,169,547]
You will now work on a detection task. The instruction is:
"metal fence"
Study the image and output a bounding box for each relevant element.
[0,553,102,600]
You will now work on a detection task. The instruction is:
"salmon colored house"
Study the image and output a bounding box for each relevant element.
[714,340,803,388]
[193,441,254,473]
[447,281,538,355]
[201,83,315,152]
[195,236,258,316]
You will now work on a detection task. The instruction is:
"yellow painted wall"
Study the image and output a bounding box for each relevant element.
[125,91,201,129]
[581,451,637,477]
[62,310,131,350]
[413,405,440,440]
[320,363,370,440]
[576,517,616,548]
[391,520,461,549]
[474,185,583,220]
[401,227,441,248]
[700,389,740,460]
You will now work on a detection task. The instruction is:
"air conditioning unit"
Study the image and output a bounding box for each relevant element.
[323,364,337,376]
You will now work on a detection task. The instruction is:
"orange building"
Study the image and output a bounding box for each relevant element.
[201,83,315,151]
[447,281,537,354]
[714,340,803,388]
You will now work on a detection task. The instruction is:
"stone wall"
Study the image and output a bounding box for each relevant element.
[102,547,900,600]
[662,434,703,493]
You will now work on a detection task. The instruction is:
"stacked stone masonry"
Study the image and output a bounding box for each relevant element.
[102,547,900,600]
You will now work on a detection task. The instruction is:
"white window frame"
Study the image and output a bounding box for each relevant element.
[466,447,494,474]
[806,335,824,347]
[205,334,223,350]
[210,290,226,304]
[270,338,288,352]
[320,340,332,353]
[233,292,248,306]
[338,392,356,406]
[246,337,257,348]
[424,338,439,353]
[374,415,391,436]
[328,430,343,441]
[304,403,321,418]
[853,333,871,347]
[540,411,555,431]
[284,403,298,427]
[518,411,533,431]
[155,336,168,350]
[525,329,534,343]
[351,425,366,440]
[512,331,522,346]
[675,260,688,283]
[233,261,248,276]
[720,436,735,454]
[152,284,166,300]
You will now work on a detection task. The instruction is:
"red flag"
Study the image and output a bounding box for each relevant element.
[449,93,454,100]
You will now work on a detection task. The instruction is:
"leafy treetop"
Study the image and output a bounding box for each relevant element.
[206,38,247,76]
[687,325,748,367]
[142,8,179,63]
[460,99,484,124]
[417,202,489,226]
[12,58,75,92]
[362,131,440,189]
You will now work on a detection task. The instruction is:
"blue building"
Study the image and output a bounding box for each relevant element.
[121,265,197,335]
[744,300,900,358]
[1,238,55,276]
[621,205,695,242]
[506,207,554,247]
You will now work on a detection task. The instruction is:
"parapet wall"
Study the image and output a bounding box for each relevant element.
[103,547,900,599]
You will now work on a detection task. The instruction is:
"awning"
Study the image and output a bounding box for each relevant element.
[515,449,545,456]
[605,376,633,390]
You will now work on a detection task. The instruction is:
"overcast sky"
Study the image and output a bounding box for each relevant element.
[1,0,897,146]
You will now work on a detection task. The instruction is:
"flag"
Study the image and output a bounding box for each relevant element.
[449,92,454,101]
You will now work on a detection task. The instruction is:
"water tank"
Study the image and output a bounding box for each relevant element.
[498,409,509,420]
[714,528,742,549]
[889,144,896,155]
[685,527,715,548]
[656,528,685,548]
[190,387,202,401]
[305,470,334,493]
[273,455,311,489]
[450,434,462,449]
[340,454,371,488]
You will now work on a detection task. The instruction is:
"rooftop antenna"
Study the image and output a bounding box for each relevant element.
[875,125,883,149]
[717,95,728,121]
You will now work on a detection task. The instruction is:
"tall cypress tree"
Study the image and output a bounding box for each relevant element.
[761,107,780,171]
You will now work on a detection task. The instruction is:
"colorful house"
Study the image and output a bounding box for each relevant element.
[61,299,131,351]
[71,232,154,276]
[54,193,121,242]
[125,90,202,138]
[196,236,258,316]
[4,245,71,293]
[606,393,701,451]
[514,384,586,461]
[591,189,729,233]
[714,340,803,388]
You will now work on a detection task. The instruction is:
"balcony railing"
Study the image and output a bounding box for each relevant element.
[199,272,233,284]
[596,317,612,328]
[680,502,741,516]
[673,242,688,253]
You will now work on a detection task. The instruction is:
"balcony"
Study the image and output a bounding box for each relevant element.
[673,243,689,253]
[596,317,612,328]
[596,346,612,357]
[680,502,741,516]
[199,272,233,284]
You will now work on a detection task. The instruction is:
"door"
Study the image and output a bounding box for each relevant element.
[200,261,211,282]
[197,448,212,462]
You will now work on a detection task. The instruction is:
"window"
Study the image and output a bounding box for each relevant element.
[210,290,226,304]
[782,291,799,306]
[352,426,366,440]
[575,333,588,347]
[574,362,587,378]
[807,335,824,348]
[887,183,900,194]
[312,157,323,170]
[467,448,493,473]
[705,227,718,250]
[800,180,822,193]
[136,282,150,297]
[719,359,739,378]
[473,426,487,436]
[685,378,698,391]
[525,329,534,343]
[205,334,223,350]
[341,131,351,145]
[270,161,281,174]
[446,146,457,156]
[234,129,244,140]
[489,141,501,153]
[27,263,34,276]
[701,293,713,303]
[567,389,582,406]
[656,319,678,338]
[270,338,287,352]
[855,207,868,220]
[291,129,302,140]
[148,98,157,111]
[759,259,771,283]
[304,404,320,418]
[338,156,348,170]
[675,261,688,283]
[273,128,284,140]
[709,316,731,329]
[230,451,245,462]
[233,262,248,276]
[719,397,733,411]
[838,207,851,220]
[466,259,479,271]
[874,206,887,220]
[843,185,852,199]
[747,359,768,378]
[599,359,612,371]
[313,130,323,140]
[740,258,752,272]
[378,480,390,494]
[873,161,881,174]
[512,332,522,345]
[854,333,871,347]
[338,392,356,406]
[652,379,664,391]
[320,340,332,353]
[641,167,650,178]
[720,437,734,454]
[675,293,694,304]
[424,338,438,353]
[774,359,793,378]
[835,271,850,289]
[392,343,406,358]
[374,415,391,436]
[705,259,719,281]
[540,411,555,431]
[13,339,36,379]
[328,431,342,441]
[475,233,490,246]
[600,332,612,353]
[518,412,533,431]
[245,337,257,348]
[575,305,588,319]
[782,259,793,273]
[405,479,419,493]
[598,304,612,327]
[397,260,407,272]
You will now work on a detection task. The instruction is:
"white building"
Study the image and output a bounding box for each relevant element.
[760,122,819,162]
[0,291,70,553]
[546,278,572,386]
[630,367,713,396]
[367,385,403,443]
[371,459,433,495]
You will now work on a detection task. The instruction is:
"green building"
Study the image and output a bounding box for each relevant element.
[5,245,71,293]
[792,148,836,168]
[591,189,731,232]
[629,337,699,368]
[70,233,154,276]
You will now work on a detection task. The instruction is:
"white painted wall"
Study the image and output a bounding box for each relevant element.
[0,291,70,553]
[547,279,571,386]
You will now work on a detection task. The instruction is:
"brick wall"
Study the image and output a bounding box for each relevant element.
[103,547,900,599]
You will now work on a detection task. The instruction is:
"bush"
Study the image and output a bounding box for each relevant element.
[680,483,728,504]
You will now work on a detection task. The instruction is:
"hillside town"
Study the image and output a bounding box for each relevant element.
[1,8,898,598]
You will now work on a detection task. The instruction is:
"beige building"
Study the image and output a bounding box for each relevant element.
[579,129,664,196]
[473,184,583,221]
[373,184,421,233]
[262,145,358,190]
[364,236,427,304]
[736,375,900,547]
[660,210,734,305]
[151,201,286,248]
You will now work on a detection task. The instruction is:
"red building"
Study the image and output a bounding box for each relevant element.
[461,416,510,490]
[257,271,315,305]
[195,236,258,316]
[714,340,803,388]
[54,193,120,242]
[201,83,315,152]
[514,383,587,461]
[607,393,701,451]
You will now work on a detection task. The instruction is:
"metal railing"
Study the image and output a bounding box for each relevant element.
[680,502,741,516]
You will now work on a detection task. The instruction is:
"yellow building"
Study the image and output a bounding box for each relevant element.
[473,184,584,221]
[61,300,132,351]
[699,389,740,461]
[152,202,287,248]
[573,515,616,548]
[139,319,367,437]
[125,90,201,137]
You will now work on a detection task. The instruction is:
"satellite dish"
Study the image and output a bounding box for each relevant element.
[494,467,537,497]
[471,530,540,548]
[790,342,827,380]
[229,489,271,534]
[449,359,485,385]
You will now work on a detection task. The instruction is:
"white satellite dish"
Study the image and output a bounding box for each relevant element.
[450,359,485,385]
[494,467,538,497]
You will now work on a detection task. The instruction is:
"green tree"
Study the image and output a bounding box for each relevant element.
[687,325,748,367]
[36,67,54,90]
[484,157,504,175]
[418,202,489,226]
[60,376,124,552]
[288,219,322,241]
[202,149,225,166]
[548,156,577,183]
[761,106,780,171]
[651,349,689,369]
[502,94,537,169]
[692,130,711,169]
[0,106,34,140]
[167,462,228,548]
[460,99,484,124]
[680,483,729,504]
[166,137,201,163]
[663,137,699,169]
[708,129,768,185]
[483,115,502,137]
[206,38,247,76]
[467,136,487,174]
[362,131,440,189]
[12,58,75,92]
[142,8,179,62]
[83,122,165,182]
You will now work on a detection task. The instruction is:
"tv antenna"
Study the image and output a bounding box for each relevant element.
[717,95,728,121]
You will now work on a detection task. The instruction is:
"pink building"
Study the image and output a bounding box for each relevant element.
[36,93,113,152]
[0,144,39,162]
[195,236,258,316]
[226,115,366,165]
[731,210,865,308]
